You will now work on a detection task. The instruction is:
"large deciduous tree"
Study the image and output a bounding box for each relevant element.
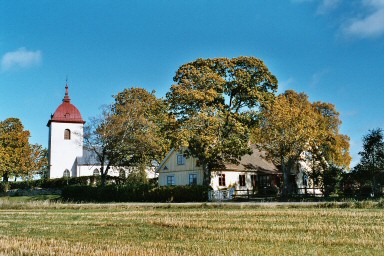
[112,88,170,168]
[253,90,351,195]
[166,56,278,185]
[0,118,47,182]
[84,88,169,186]
[353,128,384,196]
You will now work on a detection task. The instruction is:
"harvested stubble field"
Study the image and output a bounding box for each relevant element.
[0,200,383,255]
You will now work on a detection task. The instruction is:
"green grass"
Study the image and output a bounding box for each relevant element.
[0,200,383,255]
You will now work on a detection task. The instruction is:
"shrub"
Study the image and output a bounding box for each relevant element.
[0,182,10,194]
[7,176,126,190]
[61,185,209,202]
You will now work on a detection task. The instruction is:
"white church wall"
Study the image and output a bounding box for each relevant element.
[77,165,158,180]
[49,122,83,179]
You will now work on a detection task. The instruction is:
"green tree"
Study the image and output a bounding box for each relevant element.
[28,144,49,180]
[252,91,316,195]
[166,56,278,185]
[112,88,170,168]
[253,90,351,196]
[354,128,384,196]
[84,88,169,186]
[83,107,115,187]
[125,168,148,186]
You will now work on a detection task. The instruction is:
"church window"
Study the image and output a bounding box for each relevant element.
[63,169,70,178]
[64,129,71,140]
[93,169,100,176]
[119,169,126,179]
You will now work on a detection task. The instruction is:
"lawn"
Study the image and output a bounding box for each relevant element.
[0,199,383,255]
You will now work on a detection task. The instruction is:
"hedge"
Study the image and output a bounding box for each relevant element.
[6,176,127,190]
[61,185,209,202]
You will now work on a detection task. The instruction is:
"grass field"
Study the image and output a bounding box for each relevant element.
[0,198,383,255]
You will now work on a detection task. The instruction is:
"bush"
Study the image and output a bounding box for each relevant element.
[61,185,209,202]
[7,176,126,190]
[0,182,10,194]
[147,185,209,202]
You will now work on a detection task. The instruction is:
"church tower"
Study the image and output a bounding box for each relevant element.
[47,84,85,179]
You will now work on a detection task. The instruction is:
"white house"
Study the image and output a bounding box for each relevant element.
[156,146,281,192]
[47,84,157,179]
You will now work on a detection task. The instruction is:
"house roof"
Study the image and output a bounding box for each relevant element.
[221,145,280,174]
[155,148,175,173]
[77,149,102,166]
[156,145,280,175]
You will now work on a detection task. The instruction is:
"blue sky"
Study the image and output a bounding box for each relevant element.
[1,0,384,167]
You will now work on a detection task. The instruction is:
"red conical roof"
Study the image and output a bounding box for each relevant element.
[47,84,85,126]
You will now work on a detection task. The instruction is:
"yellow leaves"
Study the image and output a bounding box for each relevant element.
[0,118,45,178]
[254,90,351,170]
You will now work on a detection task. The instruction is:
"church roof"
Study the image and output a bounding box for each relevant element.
[77,149,101,165]
[47,84,85,126]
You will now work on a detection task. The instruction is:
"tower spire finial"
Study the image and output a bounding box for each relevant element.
[63,78,71,103]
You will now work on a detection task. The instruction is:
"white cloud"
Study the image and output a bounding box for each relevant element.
[1,47,42,71]
[316,0,341,15]
[343,0,384,38]
[310,69,330,88]
[278,77,295,93]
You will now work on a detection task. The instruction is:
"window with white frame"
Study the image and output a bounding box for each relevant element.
[167,175,175,186]
[177,154,186,165]
[189,173,197,185]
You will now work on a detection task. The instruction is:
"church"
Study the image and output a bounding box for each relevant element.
[47,84,156,179]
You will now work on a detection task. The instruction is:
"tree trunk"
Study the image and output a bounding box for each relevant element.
[202,161,211,187]
[2,171,9,183]
[101,173,107,187]
[100,165,107,187]
[100,164,110,187]
[281,156,290,197]
[372,172,376,197]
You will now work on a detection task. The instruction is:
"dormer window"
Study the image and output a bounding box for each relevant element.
[64,129,71,140]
